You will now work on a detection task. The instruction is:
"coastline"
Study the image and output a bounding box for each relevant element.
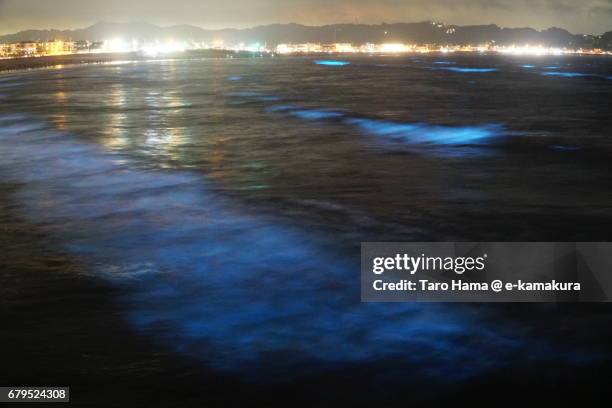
[3,49,611,75]
[0,49,266,73]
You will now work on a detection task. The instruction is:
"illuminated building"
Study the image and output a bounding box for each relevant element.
[0,40,75,58]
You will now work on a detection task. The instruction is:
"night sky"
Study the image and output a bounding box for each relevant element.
[0,0,611,36]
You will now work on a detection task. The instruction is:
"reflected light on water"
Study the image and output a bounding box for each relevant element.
[55,91,67,103]
[103,84,129,148]
[52,79,69,130]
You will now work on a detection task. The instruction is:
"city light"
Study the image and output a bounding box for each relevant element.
[102,38,133,53]
[272,42,608,56]
[142,41,187,56]
[380,43,409,53]
[497,45,565,56]
[1,39,609,60]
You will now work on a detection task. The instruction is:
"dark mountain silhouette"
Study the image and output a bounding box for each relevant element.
[1,21,609,50]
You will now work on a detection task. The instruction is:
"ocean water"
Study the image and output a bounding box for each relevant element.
[1,55,612,392]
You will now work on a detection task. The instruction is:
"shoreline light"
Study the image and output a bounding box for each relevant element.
[274,42,608,56]
[1,39,610,60]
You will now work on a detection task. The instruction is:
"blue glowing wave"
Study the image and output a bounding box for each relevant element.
[226,92,282,104]
[345,118,503,145]
[435,67,498,73]
[262,104,504,147]
[0,113,552,380]
[290,109,345,120]
[314,60,351,66]
[551,145,580,151]
[541,71,611,79]
[264,104,299,112]
[228,88,504,154]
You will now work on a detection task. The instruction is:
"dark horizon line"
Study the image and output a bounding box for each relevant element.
[2,20,607,37]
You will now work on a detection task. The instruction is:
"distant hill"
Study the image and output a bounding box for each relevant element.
[1,21,610,50]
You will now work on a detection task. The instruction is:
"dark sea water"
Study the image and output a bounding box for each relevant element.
[1,55,612,405]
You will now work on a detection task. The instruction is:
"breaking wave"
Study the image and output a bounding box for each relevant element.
[226,91,504,149]
[541,71,612,79]
[0,113,591,381]
[345,118,503,146]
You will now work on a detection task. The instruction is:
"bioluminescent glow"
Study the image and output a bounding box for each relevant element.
[261,104,503,147]
[265,104,298,113]
[541,71,603,78]
[0,113,561,380]
[433,61,456,64]
[551,145,580,151]
[521,64,536,68]
[290,109,345,120]
[345,118,503,145]
[257,96,282,102]
[314,60,351,66]
[433,67,498,73]
[228,76,242,81]
[226,91,283,103]
[265,104,344,121]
